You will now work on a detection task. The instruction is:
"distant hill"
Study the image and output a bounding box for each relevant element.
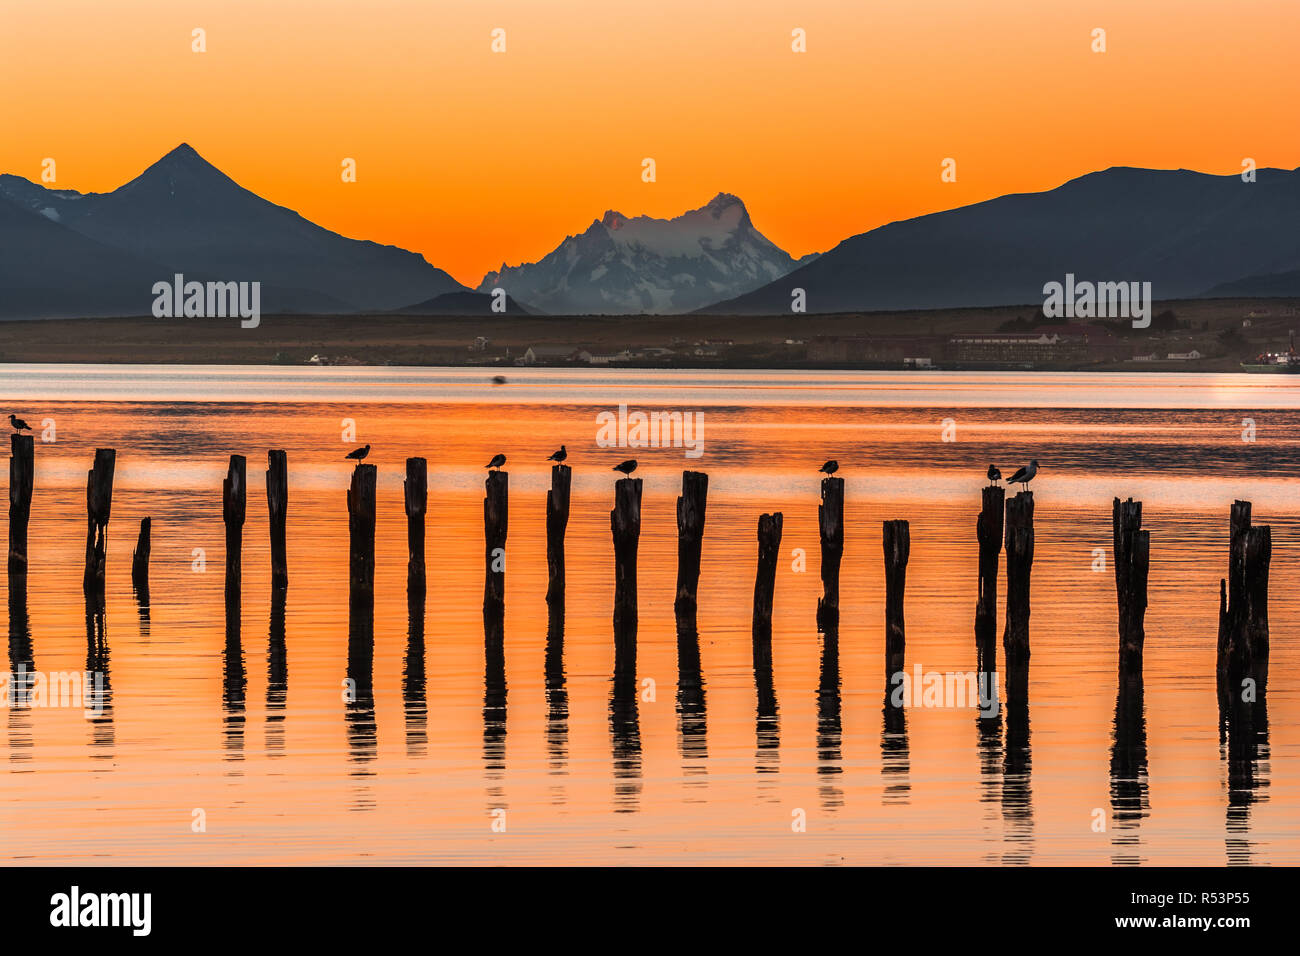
[477,193,813,314]
[1203,269,1300,298]
[700,167,1300,314]
[392,290,535,315]
[0,144,466,318]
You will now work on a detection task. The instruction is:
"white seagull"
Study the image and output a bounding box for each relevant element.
[1005,460,1038,491]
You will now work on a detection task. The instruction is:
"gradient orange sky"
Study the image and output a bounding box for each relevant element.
[2,0,1297,286]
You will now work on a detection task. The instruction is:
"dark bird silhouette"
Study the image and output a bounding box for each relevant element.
[819,459,839,475]
[547,445,567,463]
[987,464,1001,485]
[612,459,638,475]
[1005,459,1038,491]
[8,414,31,433]
[491,375,508,385]
[345,443,370,461]
[486,453,506,470]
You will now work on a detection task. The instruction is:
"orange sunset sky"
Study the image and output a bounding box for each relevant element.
[2,0,1297,286]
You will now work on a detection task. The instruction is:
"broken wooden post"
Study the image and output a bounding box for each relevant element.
[266,450,288,591]
[1217,500,1270,688]
[817,475,844,631]
[223,455,246,601]
[131,517,151,591]
[82,448,116,593]
[1002,491,1035,676]
[611,476,642,645]
[348,462,377,601]
[1112,497,1150,675]
[8,433,34,576]
[405,457,427,590]
[975,484,1004,677]
[883,520,910,675]
[545,463,571,614]
[674,470,709,616]
[752,512,783,640]
[483,469,508,621]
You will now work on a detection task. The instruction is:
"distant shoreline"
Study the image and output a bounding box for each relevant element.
[0,296,1296,371]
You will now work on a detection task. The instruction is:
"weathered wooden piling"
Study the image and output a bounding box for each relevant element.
[404,457,427,588]
[82,448,116,593]
[975,484,1005,675]
[545,463,572,612]
[1217,500,1270,686]
[674,470,709,616]
[131,517,151,591]
[817,476,844,630]
[348,463,378,600]
[1002,491,1035,672]
[1112,497,1150,674]
[611,477,643,643]
[883,520,910,674]
[482,469,508,619]
[752,512,783,639]
[223,455,247,595]
[8,433,34,576]
[266,450,288,591]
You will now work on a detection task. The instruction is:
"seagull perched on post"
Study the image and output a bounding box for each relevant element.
[8,414,31,433]
[1005,460,1038,491]
[819,460,839,475]
[486,453,506,470]
[547,445,567,463]
[345,444,370,461]
[987,464,1001,485]
[612,459,638,475]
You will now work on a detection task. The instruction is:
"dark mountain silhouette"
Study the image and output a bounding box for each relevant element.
[478,193,813,314]
[700,167,1300,314]
[1204,269,1300,298]
[392,290,535,315]
[0,144,465,318]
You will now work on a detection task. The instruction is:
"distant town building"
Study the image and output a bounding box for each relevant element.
[522,345,578,365]
[1166,350,1203,360]
[470,336,492,352]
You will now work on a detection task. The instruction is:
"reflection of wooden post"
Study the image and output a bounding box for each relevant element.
[131,517,151,591]
[883,520,910,675]
[405,457,427,588]
[223,455,247,600]
[817,476,844,630]
[752,512,783,639]
[1112,497,1150,676]
[674,470,709,615]
[348,463,377,600]
[1217,500,1270,686]
[83,448,116,593]
[545,463,571,611]
[611,477,643,643]
[975,485,1004,677]
[8,434,34,576]
[1002,491,1035,672]
[483,470,508,619]
[266,450,288,591]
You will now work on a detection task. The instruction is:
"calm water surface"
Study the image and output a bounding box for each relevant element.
[0,366,1297,865]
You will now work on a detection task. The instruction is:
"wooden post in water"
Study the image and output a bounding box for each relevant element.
[752,512,783,640]
[1112,497,1150,675]
[348,463,377,600]
[883,520,910,675]
[1003,491,1035,676]
[1217,500,1270,686]
[222,454,247,599]
[131,517,151,591]
[82,448,116,593]
[611,477,642,643]
[975,484,1005,676]
[817,476,844,630]
[483,469,508,620]
[8,433,34,576]
[266,450,288,591]
[405,457,428,589]
[545,463,572,613]
[674,470,709,616]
